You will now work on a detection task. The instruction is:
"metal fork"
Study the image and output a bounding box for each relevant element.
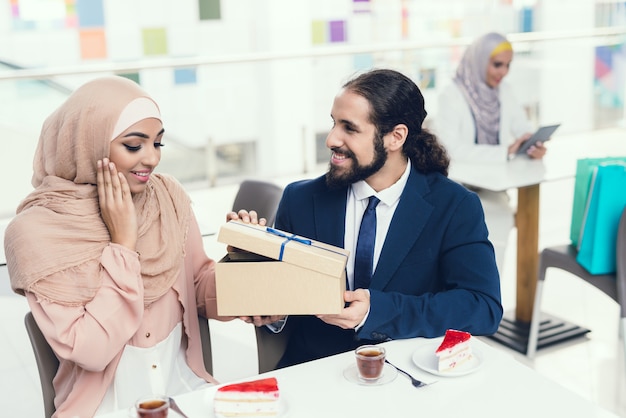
[169,397,190,418]
[385,359,434,388]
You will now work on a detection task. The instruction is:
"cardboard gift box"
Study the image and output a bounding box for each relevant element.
[215,220,349,316]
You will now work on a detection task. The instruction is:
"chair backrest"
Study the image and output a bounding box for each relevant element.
[231,180,283,227]
[616,206,626,318]
[24,312,58,418]
[255,324,291,374]
[197,315,213,375]
[24,312,214,418]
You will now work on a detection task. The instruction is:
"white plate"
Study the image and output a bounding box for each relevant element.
[128,407,190,418]
[210,395,289,418]
[411,338,484,377]
[343,363,398,386]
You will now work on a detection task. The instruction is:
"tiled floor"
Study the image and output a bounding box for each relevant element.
[1,128,625,417]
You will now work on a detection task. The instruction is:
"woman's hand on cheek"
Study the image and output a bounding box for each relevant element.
[97,158,138,251]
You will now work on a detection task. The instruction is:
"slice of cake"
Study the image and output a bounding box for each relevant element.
[214,377,280,417]
[435,329,473,372]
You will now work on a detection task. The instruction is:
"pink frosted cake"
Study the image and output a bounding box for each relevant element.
[214,377,280,417]
[435,329,473,372]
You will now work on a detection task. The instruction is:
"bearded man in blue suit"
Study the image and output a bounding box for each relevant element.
[244,69,502,368]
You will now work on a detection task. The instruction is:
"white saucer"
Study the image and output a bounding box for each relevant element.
[411,338,484,377]
[129,407,189,418]
[343,363,398,386]
[209,396,289,417]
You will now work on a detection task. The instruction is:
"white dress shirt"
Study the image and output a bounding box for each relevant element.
[268,160,411,333]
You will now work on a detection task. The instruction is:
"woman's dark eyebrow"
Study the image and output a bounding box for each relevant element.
[123,131,149,139]
[123,128,165,139]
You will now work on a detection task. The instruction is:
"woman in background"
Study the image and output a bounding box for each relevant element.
[3,76,262,417]
[435,31,546,162]
[434,32,547,272]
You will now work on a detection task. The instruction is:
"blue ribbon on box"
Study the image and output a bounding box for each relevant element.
[225,221,347,265]
[266,227,312,261]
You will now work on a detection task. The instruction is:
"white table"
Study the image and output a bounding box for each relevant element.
[100,337,617,418]
[448,152,573,318]
[0,219,8,266]
[447,128,626,353]
[449,156,584,353]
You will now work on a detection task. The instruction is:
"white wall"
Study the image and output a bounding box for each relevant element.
[536,0,596,133]
[0,0,622,213]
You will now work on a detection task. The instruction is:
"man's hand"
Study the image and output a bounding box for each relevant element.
[317,289,370,329]
[239,315,286,327]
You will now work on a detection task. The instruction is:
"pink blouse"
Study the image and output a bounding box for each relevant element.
[26,212,230,418]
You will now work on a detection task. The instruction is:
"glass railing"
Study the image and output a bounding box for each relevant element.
[1,27,625,217]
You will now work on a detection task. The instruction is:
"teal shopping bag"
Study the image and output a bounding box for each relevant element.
[570,156,626,247]
[576,163,626,275]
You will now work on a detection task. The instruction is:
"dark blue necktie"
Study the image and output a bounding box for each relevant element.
[354,196,380,289]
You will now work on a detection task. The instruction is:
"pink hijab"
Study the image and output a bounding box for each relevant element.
[454,32,513,145]
[4,76,190,306]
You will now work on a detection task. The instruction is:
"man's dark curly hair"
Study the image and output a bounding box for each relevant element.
[343,69,450,176]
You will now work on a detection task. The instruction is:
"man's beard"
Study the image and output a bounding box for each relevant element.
[325,133,387,190]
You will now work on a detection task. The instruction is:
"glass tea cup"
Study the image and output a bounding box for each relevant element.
[355,345,386,381]
[134,394,169,418]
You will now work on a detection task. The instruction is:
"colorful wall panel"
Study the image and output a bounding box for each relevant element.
[595,44,625,108]
[10,0,75,30]
[79,28,107,59]
[142,28,168,56]
[174,68,197,85]
[76,0,104,27]
[311,20,325,44]
[329,20,346,43]
[199,0,221,20]
[353,0,371,14]
[312,20,347,45]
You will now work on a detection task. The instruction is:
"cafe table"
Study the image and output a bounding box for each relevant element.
[448,155,588,353]
[100,337,617,418]
[447,128,626,354]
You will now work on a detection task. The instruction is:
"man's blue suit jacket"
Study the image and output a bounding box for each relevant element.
[274,166,503,367]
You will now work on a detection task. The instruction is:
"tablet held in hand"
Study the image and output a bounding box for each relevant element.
[516,124,561,155]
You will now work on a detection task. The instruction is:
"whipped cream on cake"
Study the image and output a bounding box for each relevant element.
[214,377,280,417]
[435,329,473,372]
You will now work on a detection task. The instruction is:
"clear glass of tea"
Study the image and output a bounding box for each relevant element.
[134,394,170,418]
[355,345,386,381]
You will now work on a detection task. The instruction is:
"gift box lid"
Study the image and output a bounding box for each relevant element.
[217,220,349,277]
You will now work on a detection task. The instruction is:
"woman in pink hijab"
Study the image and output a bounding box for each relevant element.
[4,76,263,417]
[434,32,548,274]
[435,32,546,162]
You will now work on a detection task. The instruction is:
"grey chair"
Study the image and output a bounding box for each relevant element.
[232,180,283,227]
[25,312,214,418]
[197,315,213,375]
[25,311,58,418]
[527,206,626,359]
[255,324,291,374]
[232,179,289,373]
